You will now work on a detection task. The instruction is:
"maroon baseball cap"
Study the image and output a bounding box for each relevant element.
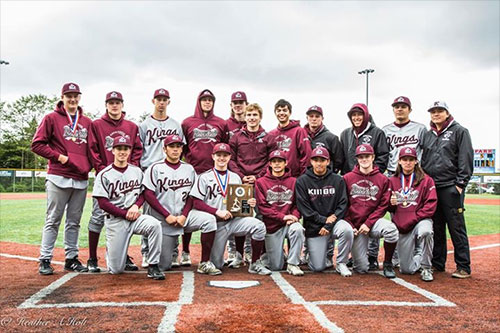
[212,143,231,154]
[311,147,330,159]
[392,96,411,108]
[112,136,132,148]
[269,150,287,161]
[231,91,247,102]
[306,105,323,116]
[105,91,123,102]
[61,82,81,95]
[154,88,170,99]
[355,144,375,156]
[164,134,184,147]
[399,147,417,159]
[199,89,216,101]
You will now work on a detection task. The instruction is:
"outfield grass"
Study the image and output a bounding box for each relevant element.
[0,195,498,248]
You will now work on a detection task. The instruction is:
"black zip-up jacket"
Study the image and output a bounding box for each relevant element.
[305,124,344,174]
[295,166,348,238]
[421,119,473,189]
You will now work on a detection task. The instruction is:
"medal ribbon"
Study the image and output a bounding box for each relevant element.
[401,173,414,196]
[65,109,80,137]
[213,168,229,198]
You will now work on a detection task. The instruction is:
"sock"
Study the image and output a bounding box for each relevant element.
[384,241,397,264]
[89,231,100,259]
[235,236,245,256]
[251,239,264,263]
[182,233,192,253]
[201,231,215,262]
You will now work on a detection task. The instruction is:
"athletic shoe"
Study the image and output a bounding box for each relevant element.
[244,252,252,265]
[225,252,236,266]
[346,257,353,268]
[64,257,89,272]
[124,256,139,271]
[248,260,272,275]
[180,251,192,267]
[147,264,165,280]
[39,259,54,275]
[336,263,352,277]
[287,264,304,276]
[299,253,309,266]
[197,261,222,275]
[451,269,471,279]
[87,258,101,273]
[260,253,270,268]
[383,262,396,279]
[421,268,434,282]
[228,252,243,269]
[141,256,149,269]
[171,254,180,268]
[368,256,379,271]
[325,257,334,269]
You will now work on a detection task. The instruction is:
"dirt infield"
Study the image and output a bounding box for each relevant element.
[0,234,499,332]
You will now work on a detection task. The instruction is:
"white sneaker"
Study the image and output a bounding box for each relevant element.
[420,268,434,282]
[244,252,252,265]
[141,256,149,269]
[325,257,334,268]
[171,254,180,268]
[248,260,272,275]
[260,253,270,268]
[228,252,243,269]
[286,264,304,276]
[336,263,352,277]
[180,251,191,267]
[197,261,222,275]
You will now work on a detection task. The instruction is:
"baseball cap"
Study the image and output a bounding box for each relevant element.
[231,91,247,102]
[212,143,231,154]
[154,88,170,99]
[269,150,287,161]
[112,136,132,148]
[105,91,123,102]
[427,101,449,112]
[306,105,323,116]
[199,89,216,101]
[311,147,330,160]
[164,134,184,147]
[391,96,411,108]
[399,147,417,159]
[355,144,375,156]
[61,82,81,95]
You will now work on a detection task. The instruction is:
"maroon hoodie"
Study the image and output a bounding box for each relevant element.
[228,125,275,179]
[227,116,246,138]
[388,173,437,234]
[88,112,143,173]
[268,120,312,177]
[31,101,92,180]
[255,167,301,234]
[182,89,229,174]
[343,165,390,229]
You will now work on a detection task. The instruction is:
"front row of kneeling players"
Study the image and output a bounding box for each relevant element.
[94,135,436,282]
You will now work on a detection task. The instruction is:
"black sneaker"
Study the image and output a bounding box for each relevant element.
[383,262,396,279]
[87,258,101,273]
[64,257,89,272]
[346,257,353,268]
[147,264,165,280]
[125,255,139,271]
[39,259,54,275]
[368,256,379,271]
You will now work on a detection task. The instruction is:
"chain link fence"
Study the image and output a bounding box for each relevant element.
[0,169,95,192]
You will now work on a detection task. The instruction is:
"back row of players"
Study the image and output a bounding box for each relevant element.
[32,83,474,281]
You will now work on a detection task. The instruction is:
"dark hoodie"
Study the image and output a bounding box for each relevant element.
[31,101,92,180]
[295,166,347,238]
[228,125,275,179]
[268,120,312,177]
[88,112,143,173]
[305,124,344,174]
[340,103,389,174]
[227,116,246,138]
[181,89,229,174]
[343,165,390,230]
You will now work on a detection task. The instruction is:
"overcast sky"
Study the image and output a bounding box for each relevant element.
[1,1,499,169]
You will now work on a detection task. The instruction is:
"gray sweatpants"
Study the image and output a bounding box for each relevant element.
[352,218,399,273]
[39,181,87,260]
[88,198,106,233]
[307,219,353,272]
[397,219,433,274]
[211,217,266,269]
[265,222,305,270]
[105,214,162,274]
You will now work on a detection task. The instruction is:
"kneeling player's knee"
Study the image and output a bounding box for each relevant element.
[252,223,266,241]
[384,227,399,243]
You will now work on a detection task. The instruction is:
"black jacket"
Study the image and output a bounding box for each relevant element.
[305,124,344,174]
[421,119,473,189]
[295,167,347,238]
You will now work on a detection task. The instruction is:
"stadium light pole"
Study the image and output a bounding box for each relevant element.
[358,69,374,106]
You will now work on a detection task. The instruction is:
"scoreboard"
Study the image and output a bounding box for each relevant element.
[474,149,496,173]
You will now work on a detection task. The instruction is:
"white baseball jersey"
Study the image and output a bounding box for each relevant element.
[139,115,185,169]
[143,161,196,216]
[93,165,143,209]
[190,168,241,210]
[382,121,426,172]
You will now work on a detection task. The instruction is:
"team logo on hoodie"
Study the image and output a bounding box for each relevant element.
[361,135,372,144]
[274,135,292,152]
[105,132,129,151]
[308,185,336,201]
[350,180,379,201]
[63,124,88,144]
[193,124,218,143]
[393,188,419,207]
[266,185,293,207]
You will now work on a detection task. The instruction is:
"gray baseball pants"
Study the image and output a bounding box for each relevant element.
[88,197,105,233]
[265,222,305,270]
[397,219,433,274]
[141,202,179,262]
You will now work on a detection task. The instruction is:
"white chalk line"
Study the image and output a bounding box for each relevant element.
[447,243,500,254]
[18,272,79,309]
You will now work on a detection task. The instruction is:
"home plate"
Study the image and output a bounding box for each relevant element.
[208,280,261,289]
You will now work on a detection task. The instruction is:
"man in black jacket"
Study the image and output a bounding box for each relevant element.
[421,101,473,279]
[295,147,353,276]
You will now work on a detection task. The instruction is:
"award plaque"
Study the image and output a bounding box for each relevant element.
[227,184,254,217]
